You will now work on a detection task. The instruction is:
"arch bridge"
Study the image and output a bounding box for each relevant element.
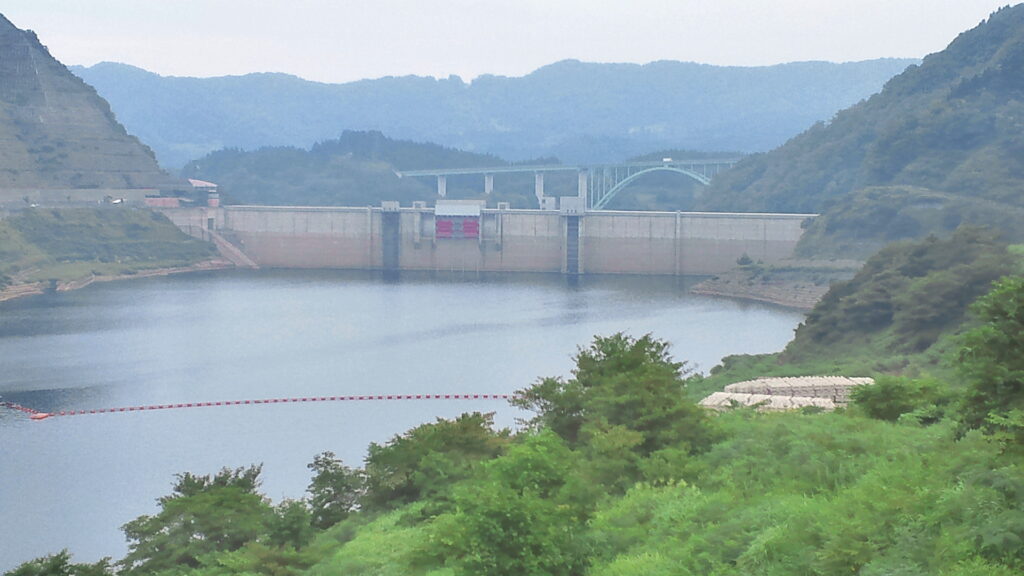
[396,158,740,210]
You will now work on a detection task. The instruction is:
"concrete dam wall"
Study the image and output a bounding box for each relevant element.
[162,205,812,275]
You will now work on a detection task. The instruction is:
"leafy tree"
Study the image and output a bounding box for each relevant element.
[958,276,1024,448]
[305,451,363,529]
[119,466,272,574]
[512,333,717,458]
[266,500,316,551]
[362,412,509,511]
[510,373,586,444]
[430,432,591,576]
[187,543,317,576]
[851,376,953,423]
[4,551,111,576]
[576,422,645,492]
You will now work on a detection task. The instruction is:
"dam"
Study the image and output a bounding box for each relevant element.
[162,202,813,276]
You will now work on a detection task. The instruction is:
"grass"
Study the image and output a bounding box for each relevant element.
[0,207,216,285]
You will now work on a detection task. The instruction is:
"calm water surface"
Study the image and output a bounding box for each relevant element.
[0,270,803,568]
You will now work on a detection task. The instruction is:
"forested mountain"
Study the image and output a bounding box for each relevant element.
[71,58,915,169]
[703,5,1024,258]
[781,229,1018,367]
[181,131,580,207]
[0,14,173,190]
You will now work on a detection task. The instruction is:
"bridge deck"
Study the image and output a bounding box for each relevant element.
[396,158,741,178]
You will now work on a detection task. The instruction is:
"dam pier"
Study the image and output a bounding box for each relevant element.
[163,201,813,276]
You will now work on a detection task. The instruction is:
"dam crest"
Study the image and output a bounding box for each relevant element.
[163,202,813,276]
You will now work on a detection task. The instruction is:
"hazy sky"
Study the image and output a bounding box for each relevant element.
[2,0,1014,83]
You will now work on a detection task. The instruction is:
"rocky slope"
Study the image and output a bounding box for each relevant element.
[0,13,173,191]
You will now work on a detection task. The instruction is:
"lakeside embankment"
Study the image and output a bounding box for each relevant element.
[0,259,233,303]
[690,260,862,310]
[690,276,827,310]
[1,207,224,303]
[3,257,856,309]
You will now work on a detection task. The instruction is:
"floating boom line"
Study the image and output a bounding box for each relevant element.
[1,394,512,421]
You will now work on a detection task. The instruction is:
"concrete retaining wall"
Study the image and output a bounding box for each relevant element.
[583,211,807,275]
[222,206,380,268]
[165,205,812,276]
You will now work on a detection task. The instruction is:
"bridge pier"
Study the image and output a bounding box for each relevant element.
[395,157,740,208]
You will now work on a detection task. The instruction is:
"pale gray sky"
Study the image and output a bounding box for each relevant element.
[2,0,1014,82]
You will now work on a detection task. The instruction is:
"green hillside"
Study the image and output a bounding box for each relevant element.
[702,5,1024,257]
[699,230,1023,392]
[0,208,216,287]
[181,130,582,208]
[0,14,174,191]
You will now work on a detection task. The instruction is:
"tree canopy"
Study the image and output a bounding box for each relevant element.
[119,466,272,574]
[958,275,1024,449]
[513,332,718,492]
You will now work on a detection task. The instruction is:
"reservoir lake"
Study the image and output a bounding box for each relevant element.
[0,270,804,568]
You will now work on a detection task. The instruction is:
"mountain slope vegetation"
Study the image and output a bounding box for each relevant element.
[0,208,215,288]
[182,131,583,208]
[0,14,173,191]
[697,231,1023,405]
[703,5,1024,257]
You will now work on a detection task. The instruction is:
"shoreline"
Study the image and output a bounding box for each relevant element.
[689,280,828,310]
[0,259,234,303]
[4,260,841,311]
[689,262,861,310]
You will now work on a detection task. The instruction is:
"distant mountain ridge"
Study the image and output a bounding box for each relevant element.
[71,58,917,169]
[701,4,1024,257]
[0,14,173,191]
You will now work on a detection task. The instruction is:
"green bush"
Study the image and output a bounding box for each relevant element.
[851,376,954,423]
